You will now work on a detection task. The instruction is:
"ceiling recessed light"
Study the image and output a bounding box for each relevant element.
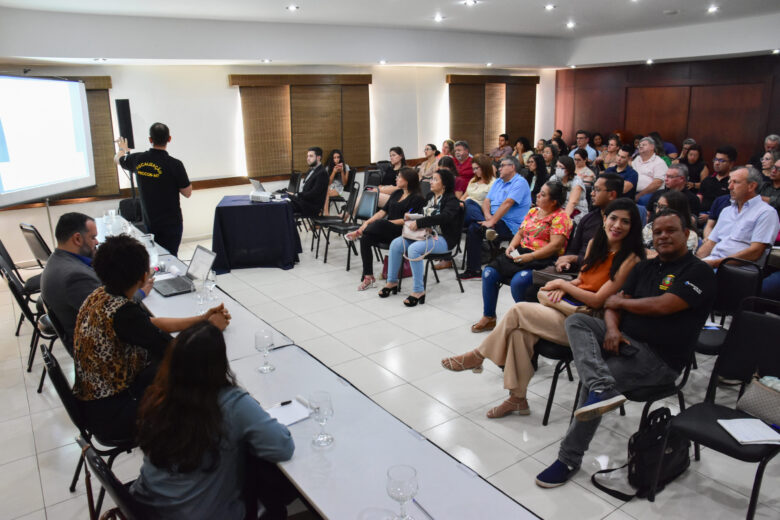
[566,20,576,29]
[379,59,387,65]
[486,62,493,67]
[646,59,654,65]
[570,65,576,69]
[434,13,445,22]
[93,58,107,62]
[262,59,272,63]
[463,0,478,6]
[773,49,780,55]
[544,4,555,10]
[707,5,719,13]
[286,4,299,11]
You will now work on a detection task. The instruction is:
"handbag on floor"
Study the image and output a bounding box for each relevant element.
[381,256,412,279]
[591,407,690,501]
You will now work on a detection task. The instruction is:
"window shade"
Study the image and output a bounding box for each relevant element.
[239,86,292,177]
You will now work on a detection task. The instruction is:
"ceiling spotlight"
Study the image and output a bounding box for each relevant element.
[773,49,780,55]
[646,59,654,65]
[262,59,272,63]
[463,0,478,6]
[486,62,493,67]
[566,20,576,29]
[707,5,719,13]
[570,65,576,69]
[434,13,445,22]
[544,4,555,10]
[286,4,299,11]
[93,58,107,62]
[379,59,387,65]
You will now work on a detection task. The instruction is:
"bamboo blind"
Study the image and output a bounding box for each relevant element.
[340,85,371,167]
[239,86,293,177]
[505,83,537,146]
[449,84,485,154]
[484,83,506,155]
[290,85,342,172]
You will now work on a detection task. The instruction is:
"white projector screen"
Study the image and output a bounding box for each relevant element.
[0,75,96,208]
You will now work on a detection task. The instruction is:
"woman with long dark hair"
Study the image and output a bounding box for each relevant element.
[132,322,295,519]
[524,153,550,201]
[642,190,699,258]
[442,198,644,419]
[461,154,496,227]
[554,155,588,224]
[419,143,440,180]
[376,146,406,207]
[322,149,350,216]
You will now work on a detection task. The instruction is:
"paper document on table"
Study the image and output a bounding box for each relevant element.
[267,400,310,426]
[717,419,780,445]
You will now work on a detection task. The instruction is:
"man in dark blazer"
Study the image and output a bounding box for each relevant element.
[289,146,328,217]
[40,212,151,349]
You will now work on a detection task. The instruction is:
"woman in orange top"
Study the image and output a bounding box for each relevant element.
[442,198,645,419]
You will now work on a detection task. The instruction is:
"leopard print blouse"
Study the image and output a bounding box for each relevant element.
[72,287,150,401]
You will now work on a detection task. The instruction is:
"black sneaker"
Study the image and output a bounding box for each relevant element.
[460,269,482,280]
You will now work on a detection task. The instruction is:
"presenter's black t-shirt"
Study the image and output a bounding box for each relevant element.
[619,252,715,372]
[120,149,190,226]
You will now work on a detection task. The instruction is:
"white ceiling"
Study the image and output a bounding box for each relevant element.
[2,0,779,38]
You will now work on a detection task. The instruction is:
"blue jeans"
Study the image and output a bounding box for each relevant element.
[387,236,450,293]
[481,266,534,317]
[463,199,485,228]
[637,193,654,207]
[762,270,780,300]
[466,219,513,272]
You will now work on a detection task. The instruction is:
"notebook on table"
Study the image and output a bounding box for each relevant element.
[153,245,216,297]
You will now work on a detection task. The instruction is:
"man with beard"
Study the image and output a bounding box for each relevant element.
[288,146,328,217]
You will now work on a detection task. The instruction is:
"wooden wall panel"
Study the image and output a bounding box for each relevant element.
[554,86,575,145]
[687,83,768,166]
[341,85,371,168]
[239,86,292,177]
[484,83,506,155]
[624,87,690,146]
[449,84,485,153]
[506,83,536,145]
[291,85,342,172]
[572,87,625,140]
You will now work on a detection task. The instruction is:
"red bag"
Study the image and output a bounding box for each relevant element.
[381,256,412,279]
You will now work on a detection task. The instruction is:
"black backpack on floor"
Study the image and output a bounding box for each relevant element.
[592,407,690,501]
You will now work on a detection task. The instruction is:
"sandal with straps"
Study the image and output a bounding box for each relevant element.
[357,275,376,291]
[486,397,530,419]
[441,350,484,373]
[378,285,398,298]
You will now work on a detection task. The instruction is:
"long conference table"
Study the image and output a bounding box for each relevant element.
[104,218,537,519]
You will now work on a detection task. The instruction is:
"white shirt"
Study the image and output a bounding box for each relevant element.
[707,195,780,261]
[632,154,668,192]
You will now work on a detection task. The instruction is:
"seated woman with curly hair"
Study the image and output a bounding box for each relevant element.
[442,198,644,418]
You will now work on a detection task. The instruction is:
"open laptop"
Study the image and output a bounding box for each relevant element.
[154,245,217,297]
[249,179,266,192]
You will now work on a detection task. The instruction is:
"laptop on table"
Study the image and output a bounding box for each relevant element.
[153,245,217,297]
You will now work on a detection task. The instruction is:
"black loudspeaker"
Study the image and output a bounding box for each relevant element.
[115,99,135,150]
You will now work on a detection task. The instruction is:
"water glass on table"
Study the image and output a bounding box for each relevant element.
[205,269,218,302]
[255,329,275,373]
[386,465,418,520]
[309,391,334,447]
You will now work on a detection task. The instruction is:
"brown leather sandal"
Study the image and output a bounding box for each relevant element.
[441,349,484,373]
[486,397,530,419]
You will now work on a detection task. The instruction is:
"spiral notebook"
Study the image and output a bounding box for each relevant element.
[717,418,780,445]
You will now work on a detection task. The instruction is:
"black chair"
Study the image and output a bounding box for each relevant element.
[19,223,52,268]
[40,343,135,514]
[328,167,357,213]
[287,171,302,194]
[531,339,575,426]
[364,169,383,189]
[421,207,466,295]
[317,188,379,269]
[76,437,152,520]
[651,298,780,518]
[312,181,360,257]
[0,238,41,336]
[695,257,762,359]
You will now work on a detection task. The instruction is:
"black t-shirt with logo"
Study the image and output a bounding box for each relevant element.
[699,174,729,212]
[619,252,715,372]
[120,149,190,226]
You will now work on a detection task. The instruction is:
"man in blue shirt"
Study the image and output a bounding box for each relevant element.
[461,156,531,279]
[568,130,597,161]
[604,146,639,200]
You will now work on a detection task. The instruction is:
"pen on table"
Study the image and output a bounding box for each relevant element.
[413,498,434,520]
[268,400,292,408]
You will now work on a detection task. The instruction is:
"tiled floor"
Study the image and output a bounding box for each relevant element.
[2,231,779,519]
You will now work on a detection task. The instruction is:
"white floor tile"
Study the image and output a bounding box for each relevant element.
[276,290,347,316]
[369,339,452,382]
[333,320,418,356]
[303,304,379,334]
[37,442,86,506]
[331,357,405,396]
[413,370,507,415]
[387,306,468,337]
[297,335,362,367]
[0,455,44,518]
[371,384,459,433]
[0,415,36,466]
[30,407,79,454]
[271,317,327,343]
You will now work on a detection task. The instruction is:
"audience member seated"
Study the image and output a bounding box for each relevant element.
[40,213,151,350]
[490,133,514,162]
[418,143,440,181]
[535,139,546,155]
[632,136,668,206]
[760,149,780,183]
[437,154,458,179]
[522,154,549,201]
[699,145,735,212]
[701,194,731,241]
[461,154,497,227]
[553,156,588,224]
[643,190,699,258]
[568,130,597,161]
[591,132,606,154]
[376,146,406,208]
[604,145,638,200]
[646,164,701,219]
[553,174,624,275]
[696,166,780,268]
[132,322,295,519]
[649,131,677,161]
[511,136,533,167]
[461,156,532,280]
[378,170,462,307]
[288,146,329,218]
[73,235,230,441]
[442,198,643,418]
[471,181,572,333]
[542,143,559,176]
[749,133,780,172]
[593,134,620,171]
[573,149,595,188]
[760,156,780,217]
[322,149,350,216]
[535,209,715,489]
[438,139,455,163]
[453,140,474,197]
[675,142,708,193]
[552,137,569,159]
[349,168,424,291]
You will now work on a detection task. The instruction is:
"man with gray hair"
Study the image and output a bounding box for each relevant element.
[749,133,780,171]
[453,140,474,195]
[696,166,779,268]
[646,163,701,219]
[631,136,668,206]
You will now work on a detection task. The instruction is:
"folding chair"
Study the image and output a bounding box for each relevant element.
[317,189,378,270]
[0,238,41,335]
[19,223,52,267]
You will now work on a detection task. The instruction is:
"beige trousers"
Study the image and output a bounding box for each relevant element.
[477,302,571,397]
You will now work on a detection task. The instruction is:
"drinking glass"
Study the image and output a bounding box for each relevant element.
[386,465,418,520]
[309,391,334,447]
[255,329,275,373]
[205,269,218,302]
